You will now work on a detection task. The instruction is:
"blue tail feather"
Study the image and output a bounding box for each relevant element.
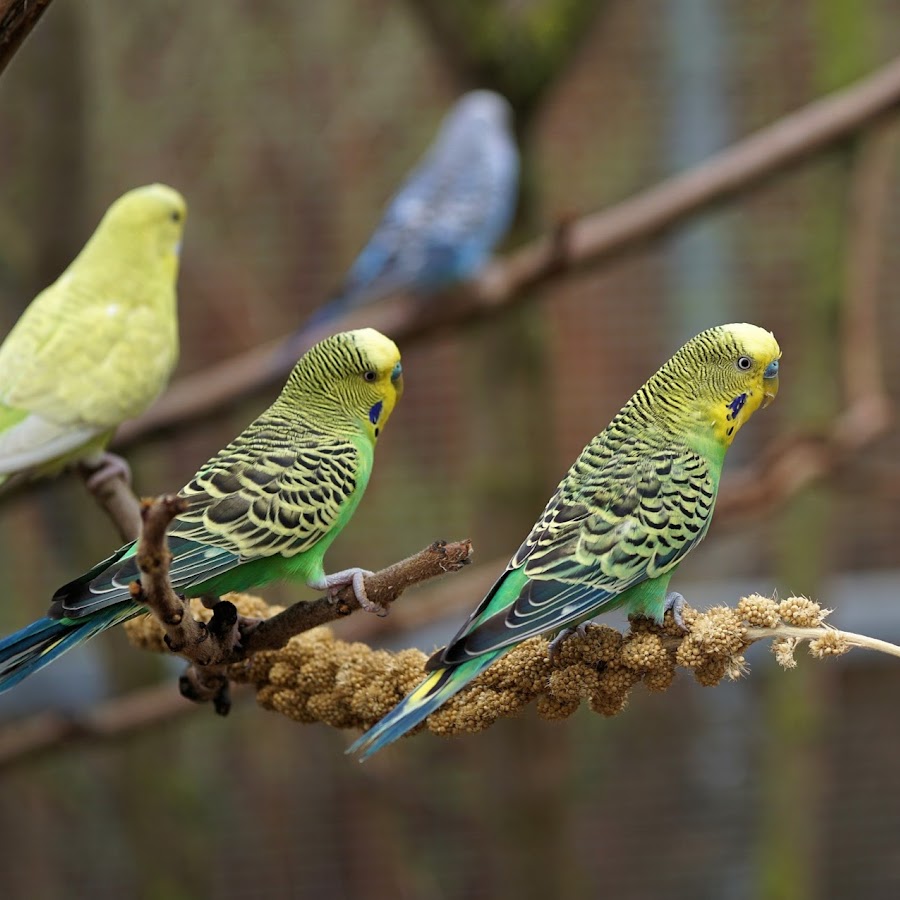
[0,605,140,693]
[347,651,502,761]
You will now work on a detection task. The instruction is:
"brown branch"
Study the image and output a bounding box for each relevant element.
[75,464,143,543]
[240,539,473,655]
[122,494,473,714]
[114,55,900,453]
[0,0,53,77]
[167,593,900,744]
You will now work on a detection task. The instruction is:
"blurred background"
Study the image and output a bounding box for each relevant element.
[0,0,899,897]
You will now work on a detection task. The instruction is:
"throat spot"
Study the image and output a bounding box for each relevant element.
[726,393,747,421]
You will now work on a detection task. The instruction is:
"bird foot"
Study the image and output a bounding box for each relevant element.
[83,451,132,493]
[314,567,385,616]
[663,591,689,632]
[548,623,590,664]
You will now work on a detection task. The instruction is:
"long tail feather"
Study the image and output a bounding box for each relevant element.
[347,651,503,760]
[0,605,139,693]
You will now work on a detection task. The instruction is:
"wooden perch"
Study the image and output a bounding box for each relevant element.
[123,494,472,715]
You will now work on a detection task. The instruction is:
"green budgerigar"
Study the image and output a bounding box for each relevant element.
[350,322,781,758]
[0,328,404,691]
[0,184,185,488]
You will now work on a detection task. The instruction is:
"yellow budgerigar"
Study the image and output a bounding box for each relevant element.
[0,183,186,488]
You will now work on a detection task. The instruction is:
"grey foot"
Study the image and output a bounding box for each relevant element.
[311,567,384,616]
[83,451,132,492]
[548,623,590,664]
[664,591,689,632]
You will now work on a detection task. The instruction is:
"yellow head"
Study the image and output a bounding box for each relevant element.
[89,183,186,280]
[284,328,404,441]
[651,323,780,450]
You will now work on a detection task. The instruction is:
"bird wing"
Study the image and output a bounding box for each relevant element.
[0,403,106,476]
[436,444,717,663]
[333,120,517,308]
[171,433,366,559]
[49,432,368,619]
[0,280,177,431]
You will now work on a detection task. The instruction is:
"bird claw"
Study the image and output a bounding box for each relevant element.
[316,568,387,617]
[547,623,590,664]
[83,451,132,493]
[664,591,689,632]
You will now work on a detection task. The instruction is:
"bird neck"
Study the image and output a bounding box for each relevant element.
[272,388,373,445]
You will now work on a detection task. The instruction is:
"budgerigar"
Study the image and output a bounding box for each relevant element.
[0,328,404,692]
[0,184,186,489]
[350,323,781,758]
[309,90,519,325]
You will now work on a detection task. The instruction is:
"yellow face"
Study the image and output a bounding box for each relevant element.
[339,328,404,441]
[704,323,780,446]
[103,183,187,266]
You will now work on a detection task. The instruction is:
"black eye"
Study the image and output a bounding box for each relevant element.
[363,370,377,382]
[736,356,752,371]
[170,210,182,223]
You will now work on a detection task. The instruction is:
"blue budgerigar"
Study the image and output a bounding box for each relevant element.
[311,90,519,324]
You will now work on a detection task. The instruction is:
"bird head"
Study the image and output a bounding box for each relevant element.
[436,90,515,147]
[286,329,404,441]
[99,183,187,270]
[658,323,781,449]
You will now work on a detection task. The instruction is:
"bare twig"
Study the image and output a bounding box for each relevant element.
[122,494,473,714]
[0,0,54,77]
[75,464,143,543]
[114,56,900,452]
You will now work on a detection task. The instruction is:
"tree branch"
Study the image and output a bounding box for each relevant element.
[121,494,473,714]
[113,55,900,452]
[0,0,54,77]
[141,590,900,743]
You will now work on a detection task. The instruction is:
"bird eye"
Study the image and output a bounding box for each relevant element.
[363,370,377,382]
[736,356,752,371]
[170,210,182,223]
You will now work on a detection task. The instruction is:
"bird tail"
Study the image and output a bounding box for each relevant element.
[347,650,504,761]
[0,606,138,693]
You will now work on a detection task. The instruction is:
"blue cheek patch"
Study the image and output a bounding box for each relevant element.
[369,401,384,425]
[726,393,747,421]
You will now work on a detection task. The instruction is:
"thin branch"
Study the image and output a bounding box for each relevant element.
[0,0,54,77]
[76,465,143,543]
[744,625,900,660]
[121,494,473,713]
[113,55,900,452]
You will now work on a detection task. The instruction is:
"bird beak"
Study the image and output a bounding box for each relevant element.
[762,358,779,408]
[762,380,778,408]
[391,361,404,398]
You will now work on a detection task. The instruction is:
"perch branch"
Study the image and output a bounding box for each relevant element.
[0,0,54,77]
[76,463,143,543]
[122,494,472,713]
[0,587,894,769]
[135,591,900,744]
[113,54,900,451]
